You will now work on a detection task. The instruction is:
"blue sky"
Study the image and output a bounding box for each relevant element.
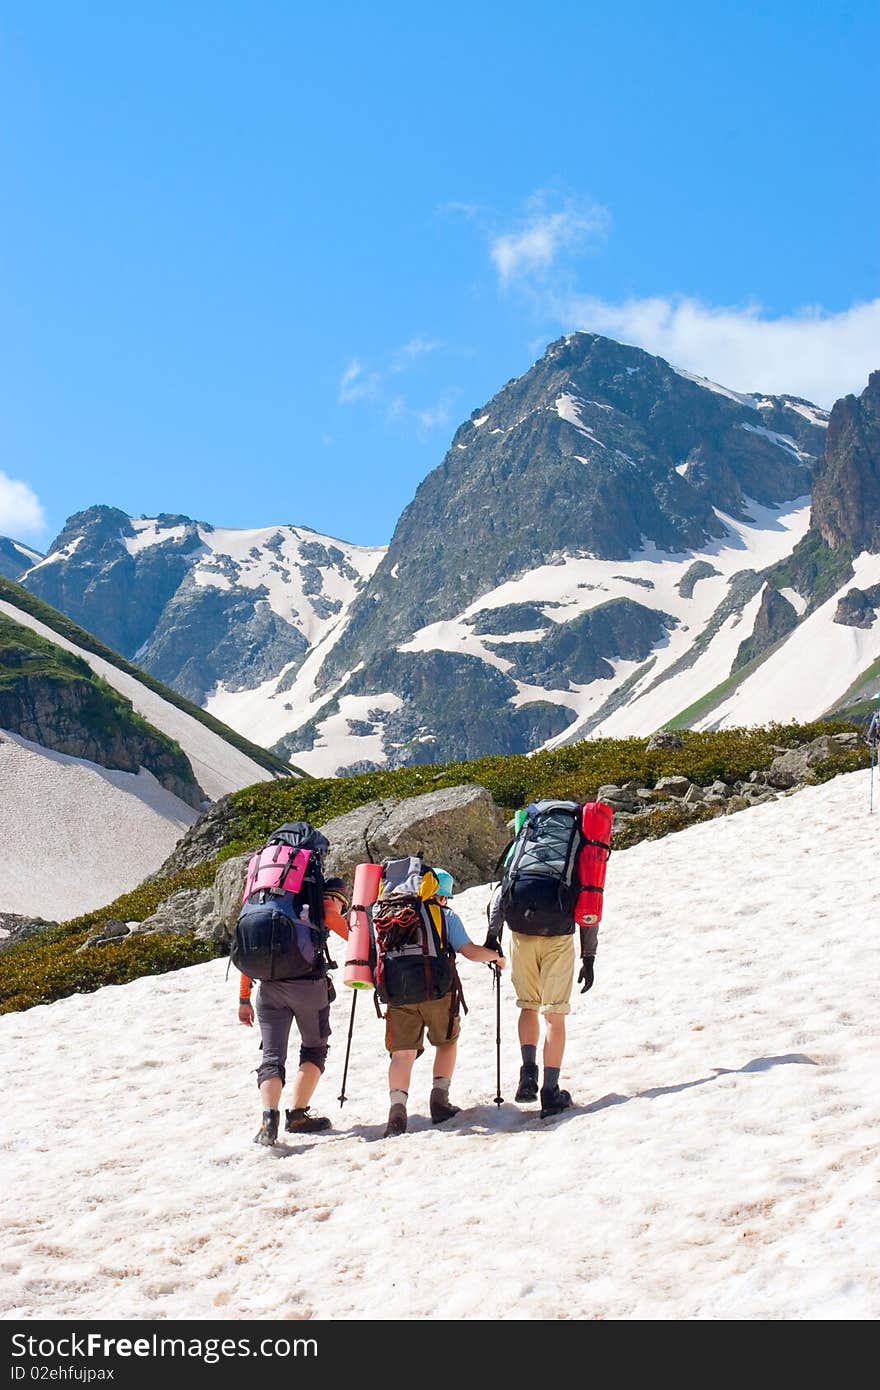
[1,1,877,549]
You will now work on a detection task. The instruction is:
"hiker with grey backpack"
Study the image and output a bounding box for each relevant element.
[486,799,611,1119]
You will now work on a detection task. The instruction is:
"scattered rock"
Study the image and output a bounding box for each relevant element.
[654,775,692,798]
[682,784,704,806]
[0,913,58,953]
[645,730,684,751]
[78,919,131,951]
[766,735,839,790]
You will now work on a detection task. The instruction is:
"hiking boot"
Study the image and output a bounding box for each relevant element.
[430,1088,461,1125]
[540,1085,573,1120]
[383,1102,408,1137]
[285,1107,331,1134]
[514,1063,539,1103]
[254,1109,279,1146]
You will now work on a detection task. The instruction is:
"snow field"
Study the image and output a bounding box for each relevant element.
[0,732,197,918]
[1,769,878,1319]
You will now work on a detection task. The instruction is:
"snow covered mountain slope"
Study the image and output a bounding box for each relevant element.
[0,536,42,582]
[0,593,281,801]
[22,509,385,705]
[0,731,197,919]
[1,767,876,1319]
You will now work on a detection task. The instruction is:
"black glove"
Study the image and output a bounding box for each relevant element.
[483,931,503,957]
[578,957,595,993]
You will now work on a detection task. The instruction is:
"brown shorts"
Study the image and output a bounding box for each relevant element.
[385,994,461,1054]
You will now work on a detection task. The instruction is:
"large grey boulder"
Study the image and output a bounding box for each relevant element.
[132,888,218,940]
[766,736,838,789]
[321,783,509,893]
[213,853,252,940]
[654,774,692,798]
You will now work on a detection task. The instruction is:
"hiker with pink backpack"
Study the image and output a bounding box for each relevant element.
[233,822,350,1147]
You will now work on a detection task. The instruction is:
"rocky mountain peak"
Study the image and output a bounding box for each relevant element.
[811,371,880,552]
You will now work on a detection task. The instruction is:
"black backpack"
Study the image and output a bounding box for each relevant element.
[498,800,582,937]
[230,822,333,982]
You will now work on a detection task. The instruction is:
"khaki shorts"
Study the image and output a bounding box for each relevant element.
[385,995,461,1054]
[510,932,575,1015]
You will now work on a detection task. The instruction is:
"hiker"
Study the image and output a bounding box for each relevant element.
[486,800,603,1119]
[372,861,505,1137]
[234,820,350,1146]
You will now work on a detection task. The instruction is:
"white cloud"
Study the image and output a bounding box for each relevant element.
[391,336,444,370]
[0,473,46,538]
[555,293,880,408]
[338,359,380,404]
[415,401,452,431]
[491,198,609,284]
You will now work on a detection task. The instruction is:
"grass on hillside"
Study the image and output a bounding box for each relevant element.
[0,576,299,778]
[0,719,867,1016]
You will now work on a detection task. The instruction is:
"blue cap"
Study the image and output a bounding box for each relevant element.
[434,869,454,898]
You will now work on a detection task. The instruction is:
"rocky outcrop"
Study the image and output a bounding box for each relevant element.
[812,371,880,554]
[131,888,218,941]
[764,735,840,789]
[732,586,798,671]
[280,650,575,767]
[134,579,309,705]
[0,615,204,807]
[487,598,676,689]
[833,583,880,629]
[0,912,58,953]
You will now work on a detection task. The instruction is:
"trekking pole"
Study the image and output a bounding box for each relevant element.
[871,742,877,815]
[491,963,503,1106]
[338,990,358,1107]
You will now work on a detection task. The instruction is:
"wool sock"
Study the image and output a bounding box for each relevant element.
[432,1075,451,1094]
[389,1089,408,1108]
[521,1045,537,1068]
[542,1066,560,1093]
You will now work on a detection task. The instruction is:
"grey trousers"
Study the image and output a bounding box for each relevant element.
[255,977,331,1087]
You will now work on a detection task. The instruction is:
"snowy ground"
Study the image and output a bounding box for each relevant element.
[0,732,197,919]
[1,768,878,1320]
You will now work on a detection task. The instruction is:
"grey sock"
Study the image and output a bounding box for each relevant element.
[432,1076,451,1094]
[521,1045,537,1068]
[543,1067,560,1092]
[389,1089,408,1108]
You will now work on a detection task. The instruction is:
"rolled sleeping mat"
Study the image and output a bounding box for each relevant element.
[574,801,613,927]
[344,861,383,989]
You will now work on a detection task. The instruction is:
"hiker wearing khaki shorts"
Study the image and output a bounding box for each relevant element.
[511,930,575,1111]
